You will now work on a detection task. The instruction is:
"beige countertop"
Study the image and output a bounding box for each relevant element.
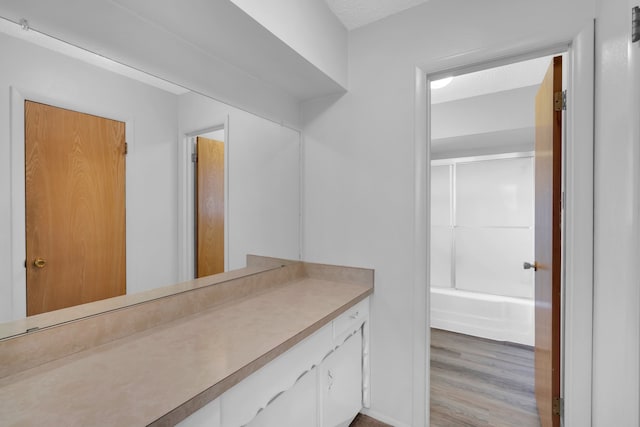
[0,273,372,426]
[0,257,287,340]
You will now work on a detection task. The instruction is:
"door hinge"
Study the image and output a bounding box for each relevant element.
[124,142,128,155]
[552,397,564,417]
[632,6,640,43]
[554,91,567,111]
[191,153,198,163]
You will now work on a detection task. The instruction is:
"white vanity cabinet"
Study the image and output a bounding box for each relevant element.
[320,331,363,427]
[182,297,369,427]
[220,323,334,427]
[319,297,368,427]
[0,259,373,427]
[247,368,318,427]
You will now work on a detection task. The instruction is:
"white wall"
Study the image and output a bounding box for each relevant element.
[178,92,301,272]
[226,113,301,268]
[229,0,348,88]
[431,86,537,139]
[0,32,179,322]
[302,0,594,425]
[431,76,538,158]
[592,0,640,424]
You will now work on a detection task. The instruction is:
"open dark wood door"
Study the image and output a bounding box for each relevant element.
[533,56,562,427]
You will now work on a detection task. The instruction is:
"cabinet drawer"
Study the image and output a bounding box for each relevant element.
[333,298,369,341]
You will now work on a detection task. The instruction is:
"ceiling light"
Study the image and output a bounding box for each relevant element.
[430,76,453,89]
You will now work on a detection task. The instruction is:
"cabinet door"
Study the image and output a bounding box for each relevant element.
[320,330,363,427]
[247,368,317,427]
[221,325,331,427]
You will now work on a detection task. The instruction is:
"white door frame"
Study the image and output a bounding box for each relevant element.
[9,86,135,322]
[413,22,594,426]
[177,118,230,281]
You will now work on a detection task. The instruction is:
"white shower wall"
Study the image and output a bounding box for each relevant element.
[430,153,535,345]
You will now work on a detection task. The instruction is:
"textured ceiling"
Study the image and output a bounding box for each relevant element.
[324,0,429,30]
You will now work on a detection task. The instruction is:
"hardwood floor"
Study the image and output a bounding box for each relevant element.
[349,413,392,426]
[430,328,540,427]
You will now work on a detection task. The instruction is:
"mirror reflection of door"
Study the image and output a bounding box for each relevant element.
[195,135,225,277]
[25,101,126,316]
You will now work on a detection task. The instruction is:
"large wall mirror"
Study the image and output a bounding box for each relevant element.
[0,18,301,336]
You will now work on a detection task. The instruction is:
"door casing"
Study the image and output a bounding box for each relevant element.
[9,86,134,321]
[178,121,230,281]
[415,23,595,427]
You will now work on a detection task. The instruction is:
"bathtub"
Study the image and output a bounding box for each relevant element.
[430,287,534,346]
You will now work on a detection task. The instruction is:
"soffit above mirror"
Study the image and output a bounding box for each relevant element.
[0,0,348,128]
[325,0,429,30]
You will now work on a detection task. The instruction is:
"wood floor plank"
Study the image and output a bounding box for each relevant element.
[430,329,540,427]
[349,413,392,426]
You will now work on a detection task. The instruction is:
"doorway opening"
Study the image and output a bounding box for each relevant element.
[182,124,229,280]
[428,53,565,427]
